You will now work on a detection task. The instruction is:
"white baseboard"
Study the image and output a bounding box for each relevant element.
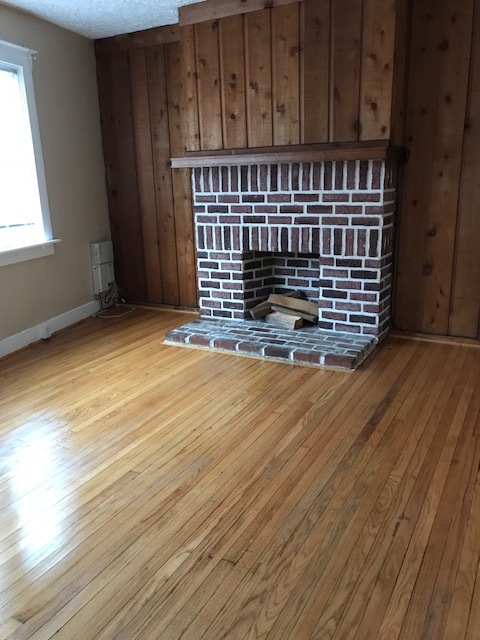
[0,300,100,359]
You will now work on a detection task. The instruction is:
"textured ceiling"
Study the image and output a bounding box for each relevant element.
[0,0,205,39]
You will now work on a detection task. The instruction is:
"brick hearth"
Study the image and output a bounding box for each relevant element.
[165,318,375,370]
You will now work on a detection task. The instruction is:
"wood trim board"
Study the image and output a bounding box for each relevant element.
[179,0,302,26]
[171,140,404,167]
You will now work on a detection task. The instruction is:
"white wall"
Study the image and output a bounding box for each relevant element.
[0,4,110,343]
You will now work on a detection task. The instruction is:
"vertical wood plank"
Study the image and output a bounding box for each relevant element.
[244,9,273,147]
[420,0,474,334]
[449,0,480,338]
[272,3,301,145]
[219,14,247,148]
[394,0,441,331]
[195,20,223,150]
[303,0,330,143]
[107,52,147,301]
[179,25,200,152]
[165,41,198,308]
[299,1,305,144]
[359,0,396,140]
[390,0,412,146]
[129,48,162,303]
[146,45,180,305]
[330,0,363,142]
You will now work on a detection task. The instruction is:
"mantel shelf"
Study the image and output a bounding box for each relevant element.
[170,141,405,169]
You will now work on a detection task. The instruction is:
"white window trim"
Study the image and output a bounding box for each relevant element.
[0,39,59,267]
[0,238,61,267]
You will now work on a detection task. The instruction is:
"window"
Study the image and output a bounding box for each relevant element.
[0,39,58,267]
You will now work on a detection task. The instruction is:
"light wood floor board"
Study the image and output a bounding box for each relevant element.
[0,308,479,640]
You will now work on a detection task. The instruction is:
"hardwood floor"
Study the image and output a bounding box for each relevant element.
[1,307,480,640]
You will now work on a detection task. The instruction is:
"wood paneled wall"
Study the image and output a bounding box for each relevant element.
[180,0,400,151]
[95,32,197,307]
[394,0,480,338]
[95,0,403,308]
[95,0,480,340]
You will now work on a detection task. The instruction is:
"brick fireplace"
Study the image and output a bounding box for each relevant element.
[167,150,397,369]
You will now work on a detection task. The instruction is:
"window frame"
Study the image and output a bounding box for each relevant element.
[0,39,59,267]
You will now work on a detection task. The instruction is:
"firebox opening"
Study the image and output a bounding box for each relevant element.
[243,251,320,315]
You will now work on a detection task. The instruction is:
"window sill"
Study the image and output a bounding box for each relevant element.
[0,239,61,267]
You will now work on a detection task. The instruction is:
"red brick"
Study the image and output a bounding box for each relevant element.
[324,353,356,369]
[335,323,361,333]
[166,331,189,344]
[357,229,366,256]
[218,195,240,203]
[347,160,356,189]
[250,165,259,191]
[335,205,363,215]
[352,193,381,202]
[204,227,213,249]
[221,166,229,191]
[336,302,361,312]
[346,229,354,255]
[237,341,264,355]
[212,167,220,191]
[322,228,331,255]
[317,300,333,309]
[267,193,291,203]
[294,194,320,202]
[264,345,292,359]
[267,216,292,225]
[336,280,362,290]
[324,162,332,190]
[231,205,253,213]
[362,325,380,336]
[202,167,210,191]
[232,227,240,250]
[212,310,234,318]
[365,205,385,215]
[188,335,211,347]
[292,163,300,190]
[231,166,239,190]
[293,351,322,365]
[300,227,311,253]
[322,268,348,278]
[334,162,344,189]
[372,160,382,189]
[321,216,349,226]
[323,311,347,321]
[301,163,311,190]
[322,194,349,203]
[291,227,299,251]
[359,161,368,189]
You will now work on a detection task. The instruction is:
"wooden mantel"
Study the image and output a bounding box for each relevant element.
[170,141,405,168]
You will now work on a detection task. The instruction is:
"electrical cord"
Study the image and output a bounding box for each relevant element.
[95,281,136,318]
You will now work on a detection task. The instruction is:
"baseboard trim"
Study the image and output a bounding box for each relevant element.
[0,300,100,359]
[389,329,480,349]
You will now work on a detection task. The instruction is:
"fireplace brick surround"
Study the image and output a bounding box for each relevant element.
[166,155,397,370]
[194,159,396,339]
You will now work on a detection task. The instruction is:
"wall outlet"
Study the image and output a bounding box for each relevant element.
[40,324,52,340]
